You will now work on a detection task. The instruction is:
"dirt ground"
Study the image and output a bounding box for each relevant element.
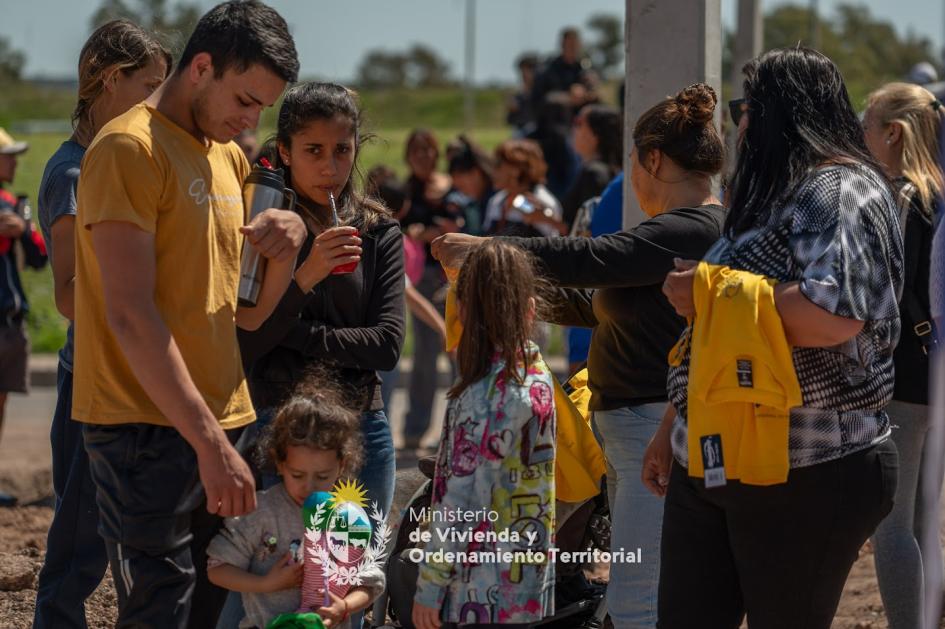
[0,507,117,628]
[0,490,925,628]
[0,514,917,629]
[0,399,940,629]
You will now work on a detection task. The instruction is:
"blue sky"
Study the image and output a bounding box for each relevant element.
[2,0,942,84]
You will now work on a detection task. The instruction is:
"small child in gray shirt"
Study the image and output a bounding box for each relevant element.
[208,381,385,628]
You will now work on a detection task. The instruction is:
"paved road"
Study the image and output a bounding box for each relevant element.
[0,385,448,504]
[2,351,567,505]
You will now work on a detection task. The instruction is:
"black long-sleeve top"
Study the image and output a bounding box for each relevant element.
[505,204,726,411]
[893,179,932,404]
[561,160,613,229]
[238,215,405,411]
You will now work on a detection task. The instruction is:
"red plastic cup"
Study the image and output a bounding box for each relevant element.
[331,228,360,275]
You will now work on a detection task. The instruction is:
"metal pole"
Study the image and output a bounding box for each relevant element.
[728,0,763,180]
[731,0,763,94]
[463,0,476,130]
[809,0,821,50]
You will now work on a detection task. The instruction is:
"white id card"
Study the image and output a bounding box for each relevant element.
[700,434,727,488]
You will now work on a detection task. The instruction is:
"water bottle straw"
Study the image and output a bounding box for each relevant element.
[328,191,340,227]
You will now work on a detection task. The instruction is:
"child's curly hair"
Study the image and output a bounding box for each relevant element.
[255,370,364,477]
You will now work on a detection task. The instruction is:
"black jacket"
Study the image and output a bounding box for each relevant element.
[531,55,593,113]
[238,215,405,411]
[0,188,47,324]
[506,204,726,411]
[893,180,933,405]
[561,160,613,229]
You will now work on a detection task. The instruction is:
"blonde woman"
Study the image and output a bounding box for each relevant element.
[34,20,170,628]
[862,81,944,629]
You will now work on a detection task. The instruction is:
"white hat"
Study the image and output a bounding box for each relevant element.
[0,128,28,155]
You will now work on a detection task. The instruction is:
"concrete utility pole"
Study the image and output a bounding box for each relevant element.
[731,0,763,92]
[727,0,763,179]
[463,0,476,130]
[809,0,821,50]
[622,0,723,229]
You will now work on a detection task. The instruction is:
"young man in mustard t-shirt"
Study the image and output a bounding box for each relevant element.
[72,3,305,626]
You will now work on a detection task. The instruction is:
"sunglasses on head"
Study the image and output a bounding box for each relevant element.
[728,98,747,126]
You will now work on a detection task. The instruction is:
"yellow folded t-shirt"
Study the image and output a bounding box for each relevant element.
[676,263,802,486]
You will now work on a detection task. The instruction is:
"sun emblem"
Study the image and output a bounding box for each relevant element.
[329,478,368,509]
[302,480,391,609]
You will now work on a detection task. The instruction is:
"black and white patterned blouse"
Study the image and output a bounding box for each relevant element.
[668,164,904,469]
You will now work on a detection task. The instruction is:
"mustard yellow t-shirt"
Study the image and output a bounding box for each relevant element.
[73,103,255,429]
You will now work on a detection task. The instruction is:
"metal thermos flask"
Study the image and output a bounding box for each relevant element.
[237,166,296,307]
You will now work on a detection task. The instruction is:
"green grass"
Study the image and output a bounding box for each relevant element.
[7,79,572,354]
[0,83,76,130]
[12,126,521,353]
[14,134,74,353]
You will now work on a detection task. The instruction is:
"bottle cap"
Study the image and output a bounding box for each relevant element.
[244,165,286,189]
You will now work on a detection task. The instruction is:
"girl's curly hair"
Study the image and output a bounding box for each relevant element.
[255,370,364,477]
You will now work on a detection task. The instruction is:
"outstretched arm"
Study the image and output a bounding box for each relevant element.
[92,221,256,517]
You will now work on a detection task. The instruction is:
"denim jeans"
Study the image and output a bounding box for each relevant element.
[33,364,108,628]
[872,400,939,629]
[380,363,400,421]
[593,402,667,629]
[350,409,396,629]
[357,409,396,517]
[216,408,395,629]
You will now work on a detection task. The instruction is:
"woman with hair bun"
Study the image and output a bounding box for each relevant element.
[433,82,727,629]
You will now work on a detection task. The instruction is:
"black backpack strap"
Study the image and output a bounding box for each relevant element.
[896,182,937,354]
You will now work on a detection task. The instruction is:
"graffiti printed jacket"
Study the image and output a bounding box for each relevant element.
[415,342,556,624]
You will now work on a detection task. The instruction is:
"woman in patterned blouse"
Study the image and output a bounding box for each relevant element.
[655,47,902,629]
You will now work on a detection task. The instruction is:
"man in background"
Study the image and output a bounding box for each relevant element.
[0,128,47,507]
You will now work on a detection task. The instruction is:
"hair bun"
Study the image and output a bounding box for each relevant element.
[673,83,717,126]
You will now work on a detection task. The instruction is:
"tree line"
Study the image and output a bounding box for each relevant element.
[0,1,941,92]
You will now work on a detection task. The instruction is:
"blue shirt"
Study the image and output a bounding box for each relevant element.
[591,172,624,237]
[38,140,85,372]
[569,172,623,364]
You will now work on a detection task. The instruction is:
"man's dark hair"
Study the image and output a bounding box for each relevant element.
[560,27,579,43]
[517,53,539,72]
[177,0,299,82]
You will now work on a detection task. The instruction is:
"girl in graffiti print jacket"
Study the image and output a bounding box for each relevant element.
[413,240,556,628]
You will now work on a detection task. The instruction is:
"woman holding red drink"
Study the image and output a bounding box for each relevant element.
[238,82,404,529]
